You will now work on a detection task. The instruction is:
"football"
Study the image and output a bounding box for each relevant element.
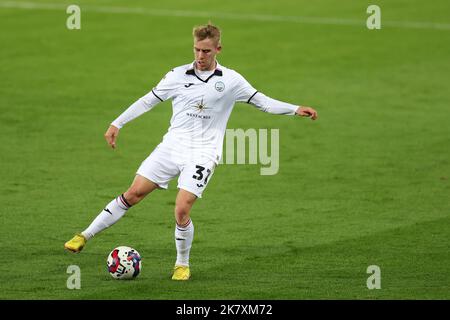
[107,246,142,280]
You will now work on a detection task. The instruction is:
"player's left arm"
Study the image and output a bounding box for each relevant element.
[234,72,318,120]
[248,91,318,120]
[295,106,318,120]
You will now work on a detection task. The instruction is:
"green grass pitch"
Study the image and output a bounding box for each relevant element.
[0,0,449,299]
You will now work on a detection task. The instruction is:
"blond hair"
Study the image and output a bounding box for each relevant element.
[193,22,221,45]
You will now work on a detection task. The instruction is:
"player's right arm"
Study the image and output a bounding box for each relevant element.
[105,69,178,149]
[104,125,120,149]
[105,91,162,149]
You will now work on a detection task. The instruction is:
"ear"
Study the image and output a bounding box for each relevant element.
[216,45,222,54]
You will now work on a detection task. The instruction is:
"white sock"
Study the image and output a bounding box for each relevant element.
[82,194,131,240]
[174,219,194,267]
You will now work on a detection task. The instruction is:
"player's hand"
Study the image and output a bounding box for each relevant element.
[296,106,318,120]
[104,125,120,149]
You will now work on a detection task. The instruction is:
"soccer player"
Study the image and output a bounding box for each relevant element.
[64,23,318,280]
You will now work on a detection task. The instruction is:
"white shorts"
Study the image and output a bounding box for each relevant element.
[136,143,216,198]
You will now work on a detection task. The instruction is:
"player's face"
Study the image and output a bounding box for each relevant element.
[193,38,221,71]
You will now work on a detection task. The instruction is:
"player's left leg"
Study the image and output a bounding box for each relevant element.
[171,160,216,280]
[172,189,197,280]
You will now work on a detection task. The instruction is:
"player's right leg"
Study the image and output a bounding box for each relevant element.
[64,175,158,253]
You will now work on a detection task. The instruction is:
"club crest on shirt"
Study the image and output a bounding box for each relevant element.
[215,81,225,92]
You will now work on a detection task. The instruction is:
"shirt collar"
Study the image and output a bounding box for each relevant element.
[186,61,223,80]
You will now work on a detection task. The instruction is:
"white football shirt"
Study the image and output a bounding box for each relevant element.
[112,61,299,163]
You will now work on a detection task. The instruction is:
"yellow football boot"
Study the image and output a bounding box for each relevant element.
[171,265,190,280]
[64,233,87,253]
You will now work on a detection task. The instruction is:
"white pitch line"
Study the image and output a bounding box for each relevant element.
[1,1,450,31]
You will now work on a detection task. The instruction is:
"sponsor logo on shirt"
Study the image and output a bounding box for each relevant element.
[186,112,211,119]
[193,98,208,112]
[186,98,212,119]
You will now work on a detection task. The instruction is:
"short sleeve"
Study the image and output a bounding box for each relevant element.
[151,69,179,101]
[234,72,258,103]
